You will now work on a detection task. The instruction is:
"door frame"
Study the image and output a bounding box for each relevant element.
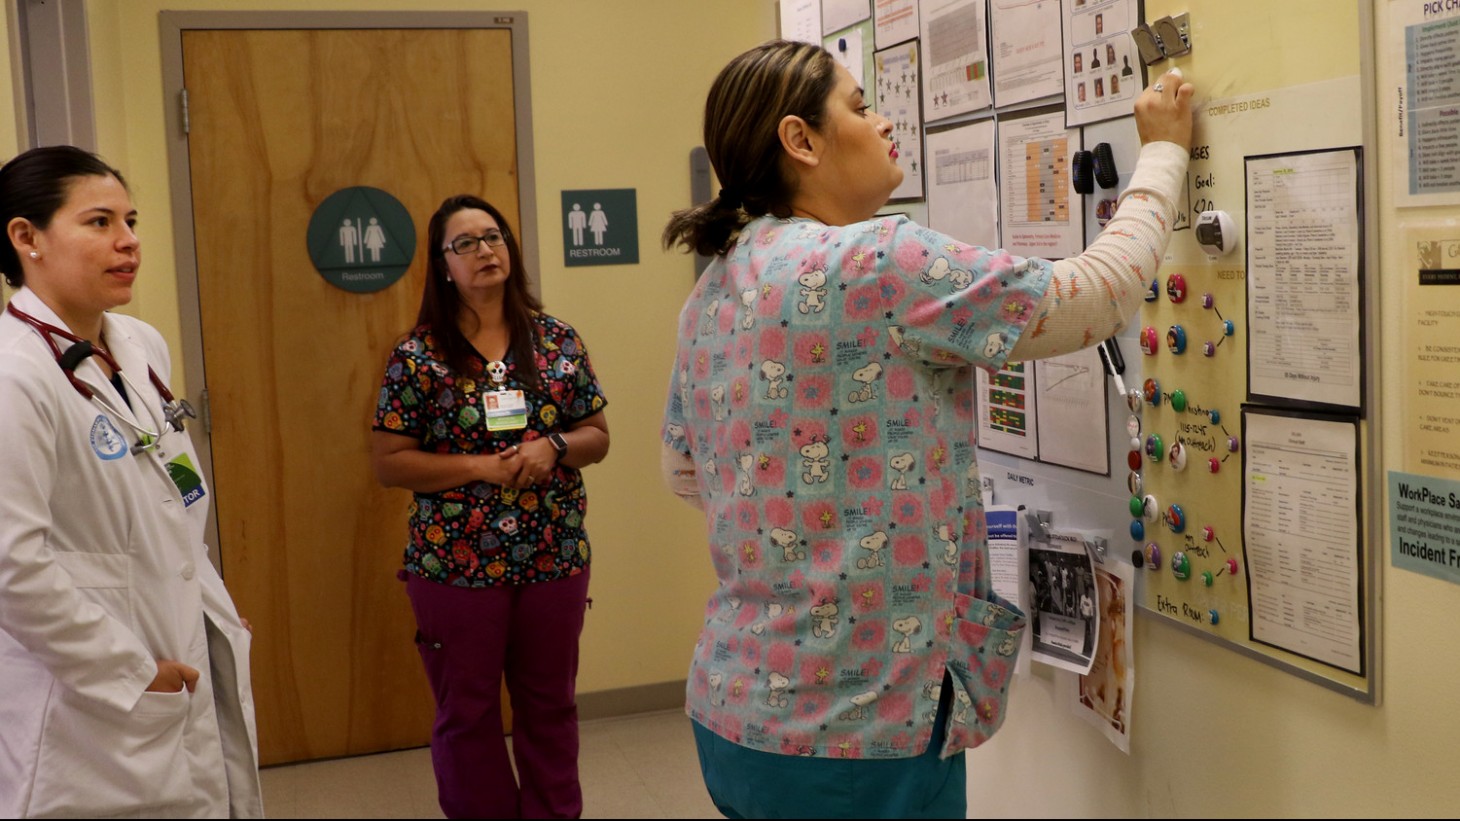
[158,11,538,565]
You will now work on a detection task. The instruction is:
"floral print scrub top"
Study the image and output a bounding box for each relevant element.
[375,314,607,587]
[663,214,1055,760]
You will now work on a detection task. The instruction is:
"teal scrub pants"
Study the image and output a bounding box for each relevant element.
[691,673,965,819]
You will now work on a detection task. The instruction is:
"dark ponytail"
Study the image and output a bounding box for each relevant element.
[663,40,837,258]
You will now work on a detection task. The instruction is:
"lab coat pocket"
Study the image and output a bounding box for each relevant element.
[939,592,1026,758]
[51,551,133,627]
[28,684,194,817]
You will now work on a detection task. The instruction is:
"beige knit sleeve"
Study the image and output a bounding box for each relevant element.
[1008,141,1189,362]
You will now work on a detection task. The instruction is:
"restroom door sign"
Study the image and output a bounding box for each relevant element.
[561,189,638,267]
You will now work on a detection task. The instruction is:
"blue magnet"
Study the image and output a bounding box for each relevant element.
[1208,409,1221,424]
[1130,519,1145,540]
[1208,609,1220,625]
[1145,279,1160,302]
[1223,319,1235,336]
[1167,325,1187,354]
[1164,503,1186,533]
[1143,378,1162,406]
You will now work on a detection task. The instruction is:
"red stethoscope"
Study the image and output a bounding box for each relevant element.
[6,302,196,454]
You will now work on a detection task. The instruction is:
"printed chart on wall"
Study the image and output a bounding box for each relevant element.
[876,40,926,200]
[996,109,1084,258]
[920,0,992,121]
[1127,0,1375,700]
[1389,0,1460,207]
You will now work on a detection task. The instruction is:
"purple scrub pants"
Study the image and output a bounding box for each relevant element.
[405,570,591,819]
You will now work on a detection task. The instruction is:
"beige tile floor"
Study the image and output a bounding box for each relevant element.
[259,708,721,819]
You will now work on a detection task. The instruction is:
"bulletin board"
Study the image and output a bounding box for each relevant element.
[782,0,1382,700]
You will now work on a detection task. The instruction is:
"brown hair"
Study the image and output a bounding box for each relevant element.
[663,40,837,258]
[419,195,542,391]
[0,146,128,287]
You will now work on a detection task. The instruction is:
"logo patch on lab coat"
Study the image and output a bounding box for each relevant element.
[90,415,128,460]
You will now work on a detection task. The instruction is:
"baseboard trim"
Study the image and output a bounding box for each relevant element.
[578,679,686,722]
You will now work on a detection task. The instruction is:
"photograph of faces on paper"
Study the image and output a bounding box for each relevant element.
[1028,534,1098,674]
[1062,0,1142,126]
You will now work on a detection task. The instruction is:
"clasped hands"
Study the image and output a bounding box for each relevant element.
[497,438,557,489]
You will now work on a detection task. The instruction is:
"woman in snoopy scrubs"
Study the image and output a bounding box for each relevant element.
[0,145,261,818]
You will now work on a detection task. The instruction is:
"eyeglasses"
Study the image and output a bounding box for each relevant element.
[444,230,508,255]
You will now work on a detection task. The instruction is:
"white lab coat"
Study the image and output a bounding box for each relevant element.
[0,288,262,818]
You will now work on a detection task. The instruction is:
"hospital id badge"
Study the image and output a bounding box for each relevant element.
[154,438,209,508]
[484,389,529,431]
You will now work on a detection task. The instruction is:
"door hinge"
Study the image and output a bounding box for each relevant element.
[200,387,212,434]
[180,88,190,135]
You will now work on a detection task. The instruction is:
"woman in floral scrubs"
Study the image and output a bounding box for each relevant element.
[661,40,1192,818]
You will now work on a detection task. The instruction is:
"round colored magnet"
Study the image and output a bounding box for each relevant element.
[1170,389,1187,413]
[1203,525,1215,542]
[1171,551,1191,580]
[1144,542,1162,570]
[1131,550,1145,568]
[1201,292,1215,309]
[1225,558,1240,575]
[1166,274,1188,303]
[1127,414,1142,437]
[1202,571,1215,586]
[1164,503,1186,533]
[1128,450,1143,471]
[1143,378,1162,406]
[1127,471,1143,495]
[1145,278,1160,302]
[1143,494,1160,522]
[1130,519,1145,540]
[1203,341,1217,357]
[1140,326,1160,356]
[1223,319,1235,336]
[1228,436,1241,453]
[1126,388,1143,413]
[1208,409,1221,424]
[1166,325,1187,354]
[1130,436,1141,451]
[1145,433,1164,463]
[1208,457,1221,473]
[1129,496,1144,518]
[1168,439,1188,471]
[1209,609,1220,625]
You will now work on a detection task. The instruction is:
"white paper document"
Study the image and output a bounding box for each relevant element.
[1245,148,1363,410]
[1034,346,1108,475]
[997,110,1084,258]
[976,360,1038,459]
[873,0,920,48]
[822,0,871,33]
[989,0,1064,106]
[780,0,822,45]
[1242,410,1362,674]
[1061,0,1141,126]
[1029,529,1098,674]
[876,41,925,201]
[985,505,1033,676]
[926,118,998,247]
[1390,0,1460,206]
[920,0,993,122]
[1060,559,1134,752]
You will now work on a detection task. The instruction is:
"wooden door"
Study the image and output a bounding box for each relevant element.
[182,28,519,765]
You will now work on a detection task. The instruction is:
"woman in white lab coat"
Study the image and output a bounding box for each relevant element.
[0,145,262,818]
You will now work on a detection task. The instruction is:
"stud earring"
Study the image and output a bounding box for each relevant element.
[29,251,39,260]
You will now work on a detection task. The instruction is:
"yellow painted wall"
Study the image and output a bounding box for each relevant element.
[77,0,773,697]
